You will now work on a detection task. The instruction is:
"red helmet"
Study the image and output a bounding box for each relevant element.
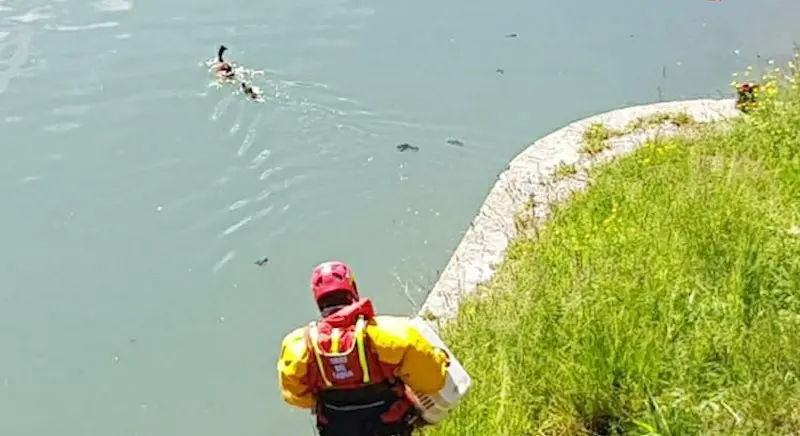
[310,261,359,302]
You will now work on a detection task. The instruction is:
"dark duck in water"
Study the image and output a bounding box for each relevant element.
[211,45,235,81]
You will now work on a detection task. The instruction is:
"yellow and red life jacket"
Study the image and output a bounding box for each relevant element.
[305,299,416,426]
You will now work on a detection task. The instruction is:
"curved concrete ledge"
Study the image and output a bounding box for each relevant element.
[419,98,741,324]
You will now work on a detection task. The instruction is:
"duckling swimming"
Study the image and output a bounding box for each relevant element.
[396,143,419,152]
[211,45,235,81]
[241,82,264,102]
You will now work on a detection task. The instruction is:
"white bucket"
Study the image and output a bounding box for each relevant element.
[408,316,473,425]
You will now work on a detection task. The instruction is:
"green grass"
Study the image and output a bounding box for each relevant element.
[423,62,800,435]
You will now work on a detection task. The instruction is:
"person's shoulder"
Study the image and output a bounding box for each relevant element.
[280,325,309,348]
[278,325,311,364]
[371,315,413,330]
[367,315,441,366]
[372,314,411,323]
[368,315,415,343]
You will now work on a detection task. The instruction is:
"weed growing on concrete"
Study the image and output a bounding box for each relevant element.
[552,161,578,180]
[579,111,695,156]
[580,122,615,155]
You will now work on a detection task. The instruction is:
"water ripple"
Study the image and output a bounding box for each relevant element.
[44,121,80,132]
[51,105,90,116]
[91,0,133,13]
[209,92,237,121]
[216,169,311,243]
[212,250,235,274]
[220,215,251,237]
[45,21,119,32]
[8,7,54,23]
[254,204,274,219]
[248,148,272,170]
[228,108,243,135]
[258,165,284,181]
[227,199,248,212]
[236,112,263,157]
[0,26,33,95]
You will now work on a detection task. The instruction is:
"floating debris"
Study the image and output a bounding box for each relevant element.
[496,68,505,75]
[254,257,269,266]
[505,33,518,38]
[446,139,464,146]
[396,143,419,152]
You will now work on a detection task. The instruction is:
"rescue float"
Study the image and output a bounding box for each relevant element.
[408,316,473,424]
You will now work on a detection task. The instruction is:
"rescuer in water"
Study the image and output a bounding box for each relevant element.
[277,260,451,436]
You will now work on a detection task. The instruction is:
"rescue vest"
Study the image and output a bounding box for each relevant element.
[306,314,374,389]
[305,314,419,431]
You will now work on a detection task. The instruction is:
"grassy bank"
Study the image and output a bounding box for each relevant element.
[423,59,800,435]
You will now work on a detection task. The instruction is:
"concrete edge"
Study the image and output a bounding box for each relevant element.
[418,98,741,327]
